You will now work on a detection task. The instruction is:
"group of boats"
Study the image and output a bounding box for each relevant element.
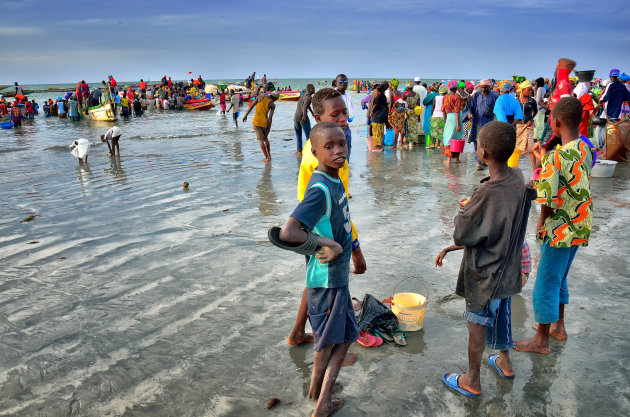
[2,82,304,122]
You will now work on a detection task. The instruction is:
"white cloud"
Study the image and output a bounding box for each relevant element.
[0,27,42,36]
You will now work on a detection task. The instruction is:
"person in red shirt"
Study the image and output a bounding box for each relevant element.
[167,77,173,90]
[139,79,147,98]
[542,58,576,150]
[108,75,118,94]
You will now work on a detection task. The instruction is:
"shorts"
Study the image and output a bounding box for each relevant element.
[307,285,360,352]
[233,111,239,121]
[254,125,270,140]
[463,297,513,350]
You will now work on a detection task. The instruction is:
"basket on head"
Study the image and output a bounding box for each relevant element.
[576,70,596,83]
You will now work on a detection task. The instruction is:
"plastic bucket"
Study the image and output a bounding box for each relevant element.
[390,277,429,332]
[450,139,465,153]
[507,149,520,167]
[591,160,617,177]
[1,122,14,129]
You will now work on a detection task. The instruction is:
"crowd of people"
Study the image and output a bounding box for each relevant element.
[361,65,630,172]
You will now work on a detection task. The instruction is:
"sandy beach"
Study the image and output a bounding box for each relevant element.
[1,90,629,416]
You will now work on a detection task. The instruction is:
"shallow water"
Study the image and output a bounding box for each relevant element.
[1,90,629,417]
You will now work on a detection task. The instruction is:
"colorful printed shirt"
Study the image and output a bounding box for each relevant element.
[291,170,352,288]
[536,139,593,248]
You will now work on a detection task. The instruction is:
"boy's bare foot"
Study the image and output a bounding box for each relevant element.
[294,152,302,155]
[342,352,358,366]
[514,336,550,354]
[455,159,461,163]
[262,158,271,162]
[454,374,482,396]
[286,333,314,346]
[311,399,345,417]
[532,324,567,341]
[443,159,451,165]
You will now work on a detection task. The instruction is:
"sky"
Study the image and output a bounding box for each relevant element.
[1,0,629,85]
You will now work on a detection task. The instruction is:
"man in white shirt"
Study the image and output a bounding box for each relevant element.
[412,77,428,134]
[334,74,355,161]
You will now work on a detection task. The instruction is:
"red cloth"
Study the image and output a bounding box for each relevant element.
[579,94,594,137]
[549,68,572,112]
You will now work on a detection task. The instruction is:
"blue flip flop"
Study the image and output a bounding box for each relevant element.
[442,373,480,398]
[488,354,514,379]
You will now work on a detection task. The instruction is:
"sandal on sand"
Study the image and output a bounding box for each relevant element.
[488,354,514,379]
[372,328,395,344]
[357,331,383,347]
[442,373,480,398]
[392,330,407,346]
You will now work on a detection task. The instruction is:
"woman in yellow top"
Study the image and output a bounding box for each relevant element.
[243,92,279,162]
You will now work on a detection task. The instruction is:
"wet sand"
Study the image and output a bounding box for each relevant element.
[1,99,629,416]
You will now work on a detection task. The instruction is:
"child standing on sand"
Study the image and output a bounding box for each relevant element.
[515,97,593,354]
[436,121,535,397]
[279,121,358,416]
[287,88,366,348]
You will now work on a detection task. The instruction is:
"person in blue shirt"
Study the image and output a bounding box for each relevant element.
[279,121,359,417]
[494,81,523,125]
[599,68,630,121]
[466,79,499,170]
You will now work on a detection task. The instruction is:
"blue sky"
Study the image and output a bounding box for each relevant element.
[1,0,628,85]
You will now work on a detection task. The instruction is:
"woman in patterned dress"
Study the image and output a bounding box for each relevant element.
[442,80,465,164]
[430,85,448,148]
[403,81,420,147]
[388,78,405,149]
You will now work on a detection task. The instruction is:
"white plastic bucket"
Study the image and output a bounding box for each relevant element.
[591,160,617,178]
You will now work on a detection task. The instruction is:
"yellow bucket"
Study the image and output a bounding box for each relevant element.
[392,292,427,331]
[507,149,520,167]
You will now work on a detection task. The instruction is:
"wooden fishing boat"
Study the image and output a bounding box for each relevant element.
[183,98,214,110]
[278,90,301,101]
[88,102,117,121]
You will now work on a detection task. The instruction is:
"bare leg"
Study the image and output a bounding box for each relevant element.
[455,322,485,395]
[287,288,314,345]
[494,350,514,378]
[533,304,567,340]
[514,322,551,354]
[308,345,333,400]
[264,138,271,161]
[312,343,350,416]
[530,153,537,170]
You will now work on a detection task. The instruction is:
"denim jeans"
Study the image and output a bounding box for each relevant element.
[294,119,311,152]
[533,237,579,324]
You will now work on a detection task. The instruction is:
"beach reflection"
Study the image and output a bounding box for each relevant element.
[256,163,278,216]
[74,163,93,194]
[104,157,127,185]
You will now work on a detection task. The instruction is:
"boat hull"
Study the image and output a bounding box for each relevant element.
[88,103,117,121]
[183,99,215,110]
[278,91,301,101]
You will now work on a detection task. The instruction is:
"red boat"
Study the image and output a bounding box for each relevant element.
[183,99,214,110]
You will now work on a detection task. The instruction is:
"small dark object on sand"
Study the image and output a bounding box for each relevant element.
[21,214,37,222]
[222,208,230,212]
[28,241,39,244]
[266,398,280,410]
[59,257,67,260]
